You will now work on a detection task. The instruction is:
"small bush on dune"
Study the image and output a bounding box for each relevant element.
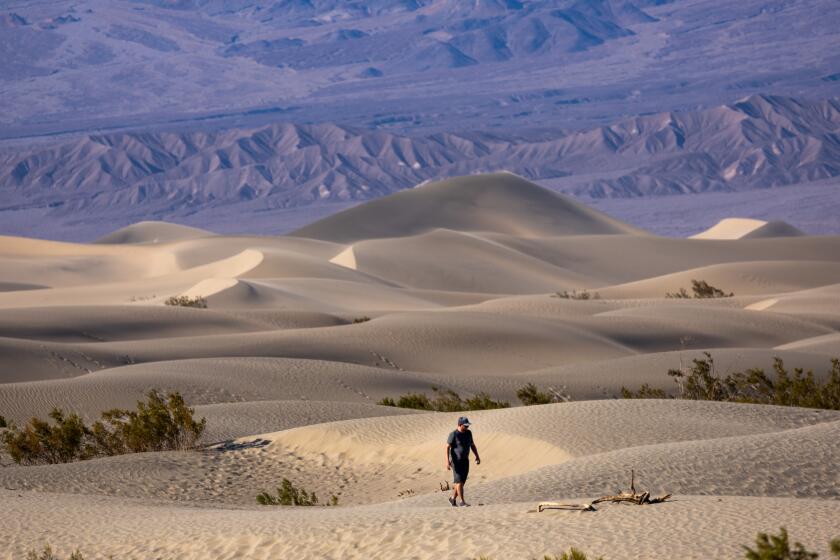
[2,409,91,465]
[475,549,601,560]
[743,527,819,560]
[164,295,208,308]
[666,279,733,299]
[620,384,667,399]
[549,550,602,560]
[0,415,7,428]
[553,290,600,300]
[378,387,509,411]
[26,546,84,560]
[91,391,206,454]
[352,316,371,323]
[256,478,338,506]
[463,392,510,411]
[516,383,554,405]
[2,390,206,465]
[621,354,840,410]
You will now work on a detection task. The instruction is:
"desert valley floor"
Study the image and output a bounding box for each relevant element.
[1,174,839,559]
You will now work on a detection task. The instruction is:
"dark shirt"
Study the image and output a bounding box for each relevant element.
[447,429,473,462]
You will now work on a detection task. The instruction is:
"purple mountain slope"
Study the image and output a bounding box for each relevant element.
[2,95,838,238]
[0,0,839,239]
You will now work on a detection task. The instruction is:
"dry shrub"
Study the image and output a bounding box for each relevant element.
[256,478,338,506]
[2,390,206,465]
[378,387,508,411]
[666,279,733,299]
[164,295,208,308]
[622,354,840,410]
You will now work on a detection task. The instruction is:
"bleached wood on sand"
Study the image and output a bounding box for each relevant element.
[538,470,672,512]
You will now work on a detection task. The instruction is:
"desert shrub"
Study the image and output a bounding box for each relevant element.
[475,549,601,560]
[2,409,92,465]
[0,415,6,428]
[2,390,205,465]
[831,538,840,558]
[464,392,511,411]
[553,290,600,300]
[547,550,602,560]
[91,390,206,454]
[622,354,840,410]
[378,392,432,410]
[256,478,338,506]
[26,545,84,560]
[517,383,554,405]
[743,527,818,560]
[620,384,667,399]
[666,279,733,299]
[352,316,371,323]
[378,387,509,411]
[665,287,690,298]
[164,295,207,308]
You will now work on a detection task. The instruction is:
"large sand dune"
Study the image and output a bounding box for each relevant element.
[1,174,839,559]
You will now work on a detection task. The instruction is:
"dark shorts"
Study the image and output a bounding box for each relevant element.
[452,458,469,484]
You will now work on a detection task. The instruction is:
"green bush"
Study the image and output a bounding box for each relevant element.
[620,384,667,399]
[553,290,600,300]
[2,390,206,465]
[164,295,208,308]
[666,279,733,299]
[378,387,509,411]
[256,478,338,506]
[26,546,84,560]
[91,390,206,454]
[475,549,601,560]
[743,528,818,560]
[2,409,92,465]
[516,383,554,405]
[549,550,602,560]
[622,354,840,410]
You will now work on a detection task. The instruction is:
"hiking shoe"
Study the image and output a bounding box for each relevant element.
[448,496,457,507]
[459,501,471,507]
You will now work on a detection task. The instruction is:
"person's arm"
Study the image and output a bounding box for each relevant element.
[471,440,480,465]
[445,444,452,470]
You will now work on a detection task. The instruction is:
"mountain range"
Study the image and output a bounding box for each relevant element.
[0,0,839,238]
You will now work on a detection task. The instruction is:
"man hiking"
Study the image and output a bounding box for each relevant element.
[445,416,480,507]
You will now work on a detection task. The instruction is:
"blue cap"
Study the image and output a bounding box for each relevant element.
[457,416,471,426]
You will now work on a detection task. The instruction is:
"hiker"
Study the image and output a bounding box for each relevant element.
[445,416,480,507]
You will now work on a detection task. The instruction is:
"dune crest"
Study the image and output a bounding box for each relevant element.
[96,221,214,245]
[293,173,646,243]
[692,218,805,240]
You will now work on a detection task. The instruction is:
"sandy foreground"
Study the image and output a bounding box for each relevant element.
[1,174,839,559]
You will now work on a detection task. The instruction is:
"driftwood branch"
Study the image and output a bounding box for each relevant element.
[538,502,595,512]
[538,469,672,512]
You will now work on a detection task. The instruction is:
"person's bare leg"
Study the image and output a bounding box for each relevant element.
[459,484,469,506]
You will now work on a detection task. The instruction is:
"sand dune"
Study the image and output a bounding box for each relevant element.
[95,221,214,245]
[1,175,839,559]
[292,173,645,243]
[692,218,806,240]
[598,260,840,298]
